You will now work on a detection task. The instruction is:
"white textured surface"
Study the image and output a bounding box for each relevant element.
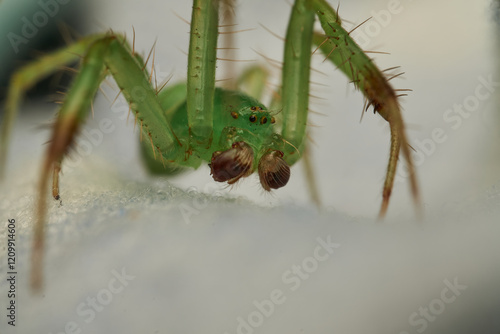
[1,0,500,333]
[1,131,500,334]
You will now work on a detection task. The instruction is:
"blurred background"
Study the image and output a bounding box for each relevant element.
[1,0,499,333]
[0,0,86,99]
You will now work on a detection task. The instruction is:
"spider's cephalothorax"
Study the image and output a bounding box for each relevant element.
[140,84,292,190]
[206,90,291,191]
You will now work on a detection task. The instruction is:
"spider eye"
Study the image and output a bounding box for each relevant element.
[249,115,257,123]
[231,111,238,119]
[258,150,290,191]
[260,117,267,124]
[210,142,254,185]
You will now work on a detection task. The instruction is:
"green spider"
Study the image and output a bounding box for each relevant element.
[0,0,420,291]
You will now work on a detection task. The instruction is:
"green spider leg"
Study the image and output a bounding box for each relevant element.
[186,0,219,152]
[280,0,420,217]
[1,32,188,291]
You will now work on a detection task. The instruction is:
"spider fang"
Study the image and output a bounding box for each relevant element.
[258,150,291,191]
[210,141,254,184]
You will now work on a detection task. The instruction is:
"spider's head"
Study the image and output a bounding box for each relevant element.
[210,141,290,191]
[209,89,291,191]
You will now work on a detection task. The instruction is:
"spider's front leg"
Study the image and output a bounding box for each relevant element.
[280,0,315,166]
[186,0,219,152]
[280,0,420,217]
[1,33,184,291]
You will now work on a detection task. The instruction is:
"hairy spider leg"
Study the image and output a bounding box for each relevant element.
[312,0,420,218]
[2,33,186,291]
[280,0,420,217]
[280,0,316,166]
[186,0,220,152]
